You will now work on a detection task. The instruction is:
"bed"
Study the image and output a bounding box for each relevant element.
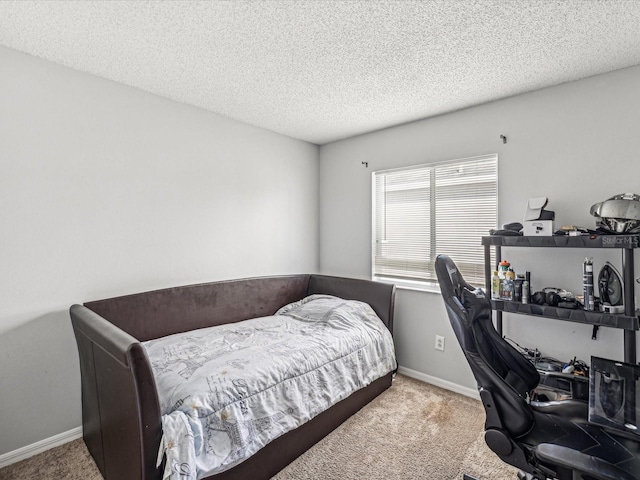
[70,274,396,480]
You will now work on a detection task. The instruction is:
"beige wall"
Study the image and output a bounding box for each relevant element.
[0,45,319,455]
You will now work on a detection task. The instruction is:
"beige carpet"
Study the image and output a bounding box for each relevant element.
[0,375,517,480]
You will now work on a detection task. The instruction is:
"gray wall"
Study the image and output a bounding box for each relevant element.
[4,42,640,458]
[319,65,640,389]
[0,46,319,455]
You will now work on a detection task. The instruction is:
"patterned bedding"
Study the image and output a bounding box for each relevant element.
[142,294,396,480]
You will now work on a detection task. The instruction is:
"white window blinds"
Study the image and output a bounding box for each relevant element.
[372,154,497,289]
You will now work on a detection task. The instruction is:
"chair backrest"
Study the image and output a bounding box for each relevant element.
[435,254,539,438]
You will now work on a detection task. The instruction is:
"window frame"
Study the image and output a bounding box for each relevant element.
[371,154,498,293]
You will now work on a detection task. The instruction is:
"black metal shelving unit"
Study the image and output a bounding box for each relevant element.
[482,234,640,364]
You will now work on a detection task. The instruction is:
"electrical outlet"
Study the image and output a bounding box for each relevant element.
[435,335,445,351]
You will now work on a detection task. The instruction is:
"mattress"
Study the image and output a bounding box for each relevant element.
[142,294,396,480]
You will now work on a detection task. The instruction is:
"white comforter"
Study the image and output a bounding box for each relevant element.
[142,294,396,480]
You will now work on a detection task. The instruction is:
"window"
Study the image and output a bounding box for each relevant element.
[372,154,497,291]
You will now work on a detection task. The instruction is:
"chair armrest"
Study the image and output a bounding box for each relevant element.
[536,443,636,480]
[530,399,588,421]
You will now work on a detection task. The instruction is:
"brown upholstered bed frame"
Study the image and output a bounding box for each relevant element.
[70,274,395,480]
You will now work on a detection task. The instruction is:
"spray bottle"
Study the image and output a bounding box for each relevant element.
[583,257,595,311]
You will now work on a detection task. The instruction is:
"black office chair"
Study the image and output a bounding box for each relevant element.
[434,254,640,480]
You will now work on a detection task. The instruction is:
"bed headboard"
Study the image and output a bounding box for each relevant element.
[85,275,311,341]
[84,274,395,342]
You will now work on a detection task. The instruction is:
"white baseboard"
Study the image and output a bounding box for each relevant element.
[397,365,480,400]
[0,426,83,469]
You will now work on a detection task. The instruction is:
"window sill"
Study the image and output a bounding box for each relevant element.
[372,276,441,294]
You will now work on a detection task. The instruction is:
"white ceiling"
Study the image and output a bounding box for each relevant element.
[2,1,640,145]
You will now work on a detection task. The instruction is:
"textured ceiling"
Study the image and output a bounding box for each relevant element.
[2,1,640,145]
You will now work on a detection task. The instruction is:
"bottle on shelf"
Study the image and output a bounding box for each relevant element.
[502,268,515,301]
[498,260,510,278]
[514,274,524,302]
[583,257,595,311]
[498,260,509,299]
[522,278,530,304]
[491,271,500,300]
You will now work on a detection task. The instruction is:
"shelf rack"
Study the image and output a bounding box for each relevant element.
[482,234,639,364]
